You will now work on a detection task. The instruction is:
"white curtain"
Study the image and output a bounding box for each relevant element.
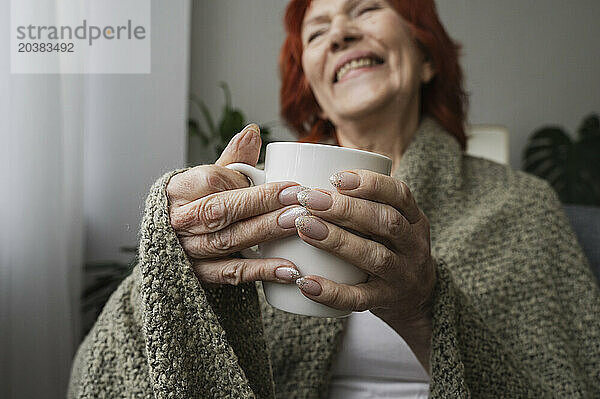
[1,0,191,397]
[1,1,84,397]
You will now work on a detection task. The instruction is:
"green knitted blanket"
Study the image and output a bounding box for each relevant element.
[68,118,600,398]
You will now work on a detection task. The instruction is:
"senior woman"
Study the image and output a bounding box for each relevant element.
[68,0,600,398]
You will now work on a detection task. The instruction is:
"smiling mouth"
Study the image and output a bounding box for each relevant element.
[334,56,384,83]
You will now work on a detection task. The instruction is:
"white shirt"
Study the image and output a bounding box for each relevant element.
[328,310,430,399]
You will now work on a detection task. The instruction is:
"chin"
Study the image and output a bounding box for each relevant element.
[333,86,396,120]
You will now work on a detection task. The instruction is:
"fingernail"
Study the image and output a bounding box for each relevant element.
[275,266,301,282]
[297,189,332,210]
[250,130,260,145]
[240,132,252,146]
[296,277,322,296]
[295,215,328,240]
[279,185,310,206]
[238,124,259,146]
[329,171,360,190]
[277,206,311,229]
[242,123,260,134]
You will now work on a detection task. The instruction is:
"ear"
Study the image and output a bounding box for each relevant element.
[421,59,435,84]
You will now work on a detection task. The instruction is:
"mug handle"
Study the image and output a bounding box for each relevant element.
[225,163,266,259]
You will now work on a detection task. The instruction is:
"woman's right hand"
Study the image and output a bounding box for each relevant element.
[166,123,308,288]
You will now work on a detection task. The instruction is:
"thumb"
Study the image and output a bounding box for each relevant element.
[215,123,262,167]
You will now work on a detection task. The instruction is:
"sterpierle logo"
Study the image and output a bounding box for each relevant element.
[15,19,147,46]
[11,0,151,74]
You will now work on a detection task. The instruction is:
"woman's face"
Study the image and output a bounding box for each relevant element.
[301,0,434,124]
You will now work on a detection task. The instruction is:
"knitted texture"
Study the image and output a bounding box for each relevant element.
[68,117,600,398]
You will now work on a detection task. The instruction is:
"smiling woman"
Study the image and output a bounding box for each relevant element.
[300,0,432,153]
[68,0,600,398]
[281,0,467,155]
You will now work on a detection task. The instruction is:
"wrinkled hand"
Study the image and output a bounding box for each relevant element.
[166,123,305,288]
[292,170,436,327]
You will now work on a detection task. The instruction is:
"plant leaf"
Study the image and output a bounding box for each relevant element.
[214,143,226,162]
[188,119,210,145]
[575,135,600,206]
[215,82,247,143]
[219,81,233,110]
[259,125,271,138]
[523,127,573,202]
[577,135,600,174]
[84,261,131,272]
[578,113,600,139]
[190,93,217,137]
[198,100,217,137]
[219,109,246,143]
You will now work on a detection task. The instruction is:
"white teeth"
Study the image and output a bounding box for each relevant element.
[336,57,379,82]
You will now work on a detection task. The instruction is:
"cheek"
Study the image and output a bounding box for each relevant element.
[370,13,422,85]
[301,54,314,82]
[302,51,324,91]
[387,40,422,89]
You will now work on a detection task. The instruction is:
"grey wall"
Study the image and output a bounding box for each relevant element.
[436,0,600,166]
[189,0,291,164]
[85,0,191,264]
[190,0,600,168]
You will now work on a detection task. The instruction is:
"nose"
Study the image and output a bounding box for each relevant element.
[328,17,361,52]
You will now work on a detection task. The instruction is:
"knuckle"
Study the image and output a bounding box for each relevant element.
[372,246,395,277]
[168,207,183,230]
[386,210,407,238]
[328,284,344,307]
[205,169,233,192]
[330,229,347,253]
[220,261,245,285]
[179,236,205,259]
[265,181,284,193]
[337,196,354,220]
[207,228,235,253]
[198,198,228,231]
[354,289,370,312]
[364,172,381,193]
[166,173,190,204]
[255,184,274,205]
[397,180,414,206]
[167,165,225,205]
[166,178,178,201]
[398,180,411,197]
[256,264,273,282]
[190,260,207,281]
[257,215,279,240]
[192,261,223,288]
[203,164,220,176]
[170,206,195,231]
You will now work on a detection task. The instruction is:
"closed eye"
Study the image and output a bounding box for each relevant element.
[358,6,380,16]
[308,30,325,43]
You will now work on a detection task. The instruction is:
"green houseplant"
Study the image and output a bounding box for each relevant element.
[81,247,137,336]
[188,82,273,165]
[522,113,600,206]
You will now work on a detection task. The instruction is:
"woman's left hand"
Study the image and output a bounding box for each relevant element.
[293,169,437,328]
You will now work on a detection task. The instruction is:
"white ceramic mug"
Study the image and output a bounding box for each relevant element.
[226,142,392,318]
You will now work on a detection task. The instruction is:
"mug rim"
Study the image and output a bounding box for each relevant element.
[266,141,392,162]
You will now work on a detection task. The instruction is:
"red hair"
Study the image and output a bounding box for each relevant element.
[279,0,468,149]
